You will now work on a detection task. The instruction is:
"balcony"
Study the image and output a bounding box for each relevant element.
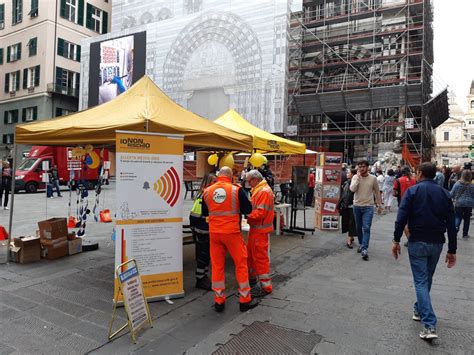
[47,83,79,98]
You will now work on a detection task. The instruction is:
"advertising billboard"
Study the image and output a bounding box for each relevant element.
[88,31,146,107]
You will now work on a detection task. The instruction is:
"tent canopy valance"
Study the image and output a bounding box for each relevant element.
[214,110,306,155]
[15,76,253,151]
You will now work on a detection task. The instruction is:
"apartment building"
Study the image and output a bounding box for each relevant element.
[0,0,111,159]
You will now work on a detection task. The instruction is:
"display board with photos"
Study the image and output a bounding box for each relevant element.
[314,152,343,231]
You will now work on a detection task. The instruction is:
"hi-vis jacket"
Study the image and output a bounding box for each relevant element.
[202,176,252,234]
[247,180,274,233]
[189,196,209,234]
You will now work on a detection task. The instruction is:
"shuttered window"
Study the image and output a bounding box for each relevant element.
[28,37,37,56]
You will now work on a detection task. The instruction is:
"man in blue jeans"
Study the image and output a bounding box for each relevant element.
[392,162,457,340]
[350,160,382,260]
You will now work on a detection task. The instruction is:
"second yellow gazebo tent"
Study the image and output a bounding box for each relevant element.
[214,109,306,154]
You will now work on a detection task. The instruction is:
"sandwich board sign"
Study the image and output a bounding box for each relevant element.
[108,259,153,343]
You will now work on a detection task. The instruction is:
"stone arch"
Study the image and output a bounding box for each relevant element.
[162,11,263,125]
[157,7,173,21]
[163,11,262,92]
[140,11,154,25]
[121,15,136,30]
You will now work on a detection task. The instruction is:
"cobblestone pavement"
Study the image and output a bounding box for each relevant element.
[0,184,472,354]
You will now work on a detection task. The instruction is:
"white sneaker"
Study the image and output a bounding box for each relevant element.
[419,327,438,340]
[3,207,8,210]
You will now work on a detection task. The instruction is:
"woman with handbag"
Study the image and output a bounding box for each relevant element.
[450,169,474,238]
[338,168,358,248]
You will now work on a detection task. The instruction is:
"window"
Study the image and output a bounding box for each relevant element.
[86,4,107,34]
[4,110,19,124]
[443,131,449,141]
[471,101,474,109]
[55,107,75,117]
[12,0,23,25]
[55,66,80,96]
[0,4,5,29]
[30,0,39,17]
[7,43,22,62]
[23,65,40,89]
[4,71,21,92]
[3,134,14,144]
[57,38,80,61]
[60,0,84,24]
[0,48,3,64]
[28,37,37,56]
[22,107,37,122]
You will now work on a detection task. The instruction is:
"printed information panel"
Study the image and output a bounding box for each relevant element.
[115,131,184,301]
[119,266,148,331]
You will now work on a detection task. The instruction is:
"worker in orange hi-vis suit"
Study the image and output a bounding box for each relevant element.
[202,166,259,313]
[245,169,274,297]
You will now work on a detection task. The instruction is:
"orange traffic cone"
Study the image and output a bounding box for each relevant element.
[68,216,78,228]
[0,225,8,240]
[100,209,112,223]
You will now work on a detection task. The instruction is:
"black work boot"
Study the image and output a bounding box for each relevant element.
[214,302,225,313]
[240,298,259,312]
[196,276,212,291]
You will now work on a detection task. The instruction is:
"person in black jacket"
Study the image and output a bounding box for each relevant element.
[392,162,456,341]
[338,168,357,248]
[189,173,216,290]
[0,161,12,209]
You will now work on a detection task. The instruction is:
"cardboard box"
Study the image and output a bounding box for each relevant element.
[0,240,8,264]
[13,236,41,264]
[10,245,20,263]
[68,238,82,255]
[41,236,68,260]
[67,232,76,241]
[38,218,68,240]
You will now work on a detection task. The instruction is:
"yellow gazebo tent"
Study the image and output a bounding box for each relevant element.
[15,76,253,151]
[214,109,306,154]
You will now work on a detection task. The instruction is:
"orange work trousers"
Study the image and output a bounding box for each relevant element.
[247,231,272,293]
[210,232,251,304]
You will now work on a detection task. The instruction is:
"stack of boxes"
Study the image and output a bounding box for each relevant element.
[10,236,41,263]
[314,152,343,231]
[37,218,69,259]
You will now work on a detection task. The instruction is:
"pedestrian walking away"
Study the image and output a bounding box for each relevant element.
[338,168,357,248]
[382,169,396,212]
[392,162,457,341]
[189,173,217,290]
[393,166,416,245]
[0,161,12,210]
[350,160,382,260]
[202,166,259,313]
[245,169,274,298]
[450,169,474,238]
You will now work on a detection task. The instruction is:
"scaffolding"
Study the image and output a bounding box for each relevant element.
[288,0,448,164]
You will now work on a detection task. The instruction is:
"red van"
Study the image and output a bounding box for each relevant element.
[15,146,109,193]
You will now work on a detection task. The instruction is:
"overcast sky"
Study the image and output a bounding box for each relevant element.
[433,0,474,109]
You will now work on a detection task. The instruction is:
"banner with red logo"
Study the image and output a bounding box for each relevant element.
[115,131,184,301]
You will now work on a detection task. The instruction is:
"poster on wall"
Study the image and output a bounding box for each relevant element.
[115,131,184,301]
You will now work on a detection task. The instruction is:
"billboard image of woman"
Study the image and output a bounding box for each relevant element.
[99,35,134,104]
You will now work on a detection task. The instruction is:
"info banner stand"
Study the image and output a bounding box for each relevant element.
[108,259,153,344]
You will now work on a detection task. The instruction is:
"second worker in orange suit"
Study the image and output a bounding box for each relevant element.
[202,166,259,312]
[245,169,274,297]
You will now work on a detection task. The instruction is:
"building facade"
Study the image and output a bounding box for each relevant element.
[435,86,474,167]
[288,0,448,164]
[79,0,296,134]
[0,0,111,159]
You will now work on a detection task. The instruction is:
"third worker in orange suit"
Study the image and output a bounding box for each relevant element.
[202,166,259,312]
[245,169,274,297]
